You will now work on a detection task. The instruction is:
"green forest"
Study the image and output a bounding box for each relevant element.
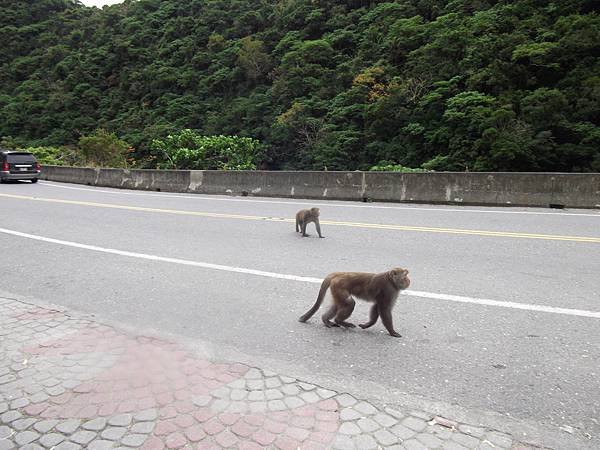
[1,0,599,172]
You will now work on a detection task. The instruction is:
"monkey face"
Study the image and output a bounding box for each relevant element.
[390,268,410,289]
[311,207,320,216]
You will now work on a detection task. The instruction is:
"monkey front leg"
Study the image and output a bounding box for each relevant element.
[315,219,325,238]
[380,307,401,337]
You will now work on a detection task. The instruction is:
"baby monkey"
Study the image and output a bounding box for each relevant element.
[295,207,324,238]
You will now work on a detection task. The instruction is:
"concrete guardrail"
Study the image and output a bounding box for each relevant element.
[39,166,600,209]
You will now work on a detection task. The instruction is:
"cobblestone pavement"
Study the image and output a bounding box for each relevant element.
[0,297,548,450]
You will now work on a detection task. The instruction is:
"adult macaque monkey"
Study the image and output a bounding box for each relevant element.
[299,268,410,337]
[295,207,324,238]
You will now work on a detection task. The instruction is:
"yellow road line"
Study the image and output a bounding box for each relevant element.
[2,193,599,243]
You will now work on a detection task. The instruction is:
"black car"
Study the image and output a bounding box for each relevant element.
[0,150,41,183]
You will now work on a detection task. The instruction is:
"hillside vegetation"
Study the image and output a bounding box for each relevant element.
[1,0,598,171]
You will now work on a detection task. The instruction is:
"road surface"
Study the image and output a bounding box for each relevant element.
[1,180,599,447]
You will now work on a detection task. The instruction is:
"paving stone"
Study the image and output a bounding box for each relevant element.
[244,368,262,379]
[56,420,82,435]
[12,418,37,431]
[0,410,22,423]
[20,444,44,450]
[215,430,238,447]
[267,399,286,411]
[357,417,379,432]
[375,429,399,446]
[211,387,231,399]
[265,389,284,400]
[54,443,82,450]
[391,423,416,440]
[228,400,249,413]
[249,401,267,413]
[385,407,405,419]
[70,430,96,445]
[428,424,453,440]
[283,396,304,409]
[410,410,432,421]
[0,426,13,439]
[29,393,49,404]
[403,438,428,450]
[120,433,147,447]
[228,378,246,389]
[33,420,58,433]
[485,431,513,447]
[281,384,300,396]
[265,377,281,388]
[192,395,211,407]
[442,441,469,450]
[252,429,276,446]
[340,407,362,421]
[38,433,66,448]
[402,416,427,432]
[246,379,264,390]
[101,427,127,441]
[15,430,40,446]
[480,442,502,450]
[0,402,7,414]
[458,424,486,438]
[107,414,132,427]
[134,409,158,422]
[298,382,316,391]
[0,439,14,450]
[339,422,361,435]
[354,401,377,415]
[316,388,336,399]
[82,418,107,431]
[247,391,265,401]
[10,397,29,409]
[230,389,247,400]
[280,376,296,383]
[131,421,155,433]
[299,391,320,403]
[87,440,115,450]
[352,434,378,449]
[332,434,355,449]
[372,413,397,428]
[417,432,443,448]
[452,432,481,448]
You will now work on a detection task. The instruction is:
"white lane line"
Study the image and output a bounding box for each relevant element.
[2,227,599,320]
[39,181,600,217]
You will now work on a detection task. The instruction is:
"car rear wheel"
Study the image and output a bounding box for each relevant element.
[31,178,38,183]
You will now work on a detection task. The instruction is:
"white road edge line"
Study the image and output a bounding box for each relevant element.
[39,181,600,218]
[2,226,599,319]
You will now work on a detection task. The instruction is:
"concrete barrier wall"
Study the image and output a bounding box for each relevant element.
[39,166,600,208]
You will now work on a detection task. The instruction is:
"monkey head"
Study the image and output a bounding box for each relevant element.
[310,207,320,216]
[389,268,410,290]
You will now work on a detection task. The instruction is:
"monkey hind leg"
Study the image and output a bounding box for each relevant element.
[322,305,339,327]
[359,304,379,329]
[334,297,356,328]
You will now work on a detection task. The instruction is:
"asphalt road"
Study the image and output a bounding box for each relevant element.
[1,180,599,447]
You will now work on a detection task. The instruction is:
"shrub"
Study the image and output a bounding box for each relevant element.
[78,129,130,168]
[150,130,261,170]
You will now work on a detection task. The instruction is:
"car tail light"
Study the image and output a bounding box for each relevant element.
[1,162,8,171]
[35,162,41,171]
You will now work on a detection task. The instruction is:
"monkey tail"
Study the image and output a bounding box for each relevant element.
[299,277,331,322]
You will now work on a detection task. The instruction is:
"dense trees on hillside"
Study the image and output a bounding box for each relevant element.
[0,0,598,171]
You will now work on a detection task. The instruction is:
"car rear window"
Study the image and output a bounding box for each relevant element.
[6,153,36,163]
